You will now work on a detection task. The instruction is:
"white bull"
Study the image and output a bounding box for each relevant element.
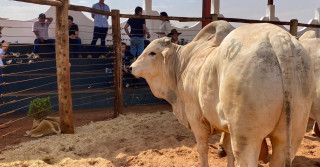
[130,21,315,167]
[217,30,320,165]
[299,31,320,137]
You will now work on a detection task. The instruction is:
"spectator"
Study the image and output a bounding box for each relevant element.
[121,42,138,88]
[68,15,82,58]
[90,0,110,58]
[144,26,151,48]
[32,13,55,58]
[167,29,181,44]
[124,6,146,60]
[155,12,171,38]
[0,27,9,95]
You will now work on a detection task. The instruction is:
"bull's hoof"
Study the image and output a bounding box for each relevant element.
[217,148,227,157]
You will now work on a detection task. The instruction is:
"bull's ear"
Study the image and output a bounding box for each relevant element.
[161,38,173,64]
[164,38,171,46]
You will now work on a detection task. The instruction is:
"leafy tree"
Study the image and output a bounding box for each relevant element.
[28,97,53,120]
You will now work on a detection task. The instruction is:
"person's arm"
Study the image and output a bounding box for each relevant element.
[33,31,44,43]
[91,4,96,19]
[106,5,110,20]
[74,24,79,38]
[143,24,146,38]
[75,30,79,38]
[46,17,53,24]
[124,23,130,37]
[146,27,151,39]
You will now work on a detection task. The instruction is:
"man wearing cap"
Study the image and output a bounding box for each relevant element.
[32,13,55,58]
[89,0,110,58]
[167,29,181,44]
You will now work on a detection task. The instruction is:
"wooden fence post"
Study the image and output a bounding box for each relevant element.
[112,9,123,117]
[212,14,218,22]
[290,19,298,37]
[56,0,74,133]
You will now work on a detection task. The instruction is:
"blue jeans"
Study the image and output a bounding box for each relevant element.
[90,26,108,56]
[130,37,144,57]
[70,38,82,57]
[33,38,55,54]
[0,70,3,95]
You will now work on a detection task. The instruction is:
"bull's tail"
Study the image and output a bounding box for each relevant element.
[270,33,295,167]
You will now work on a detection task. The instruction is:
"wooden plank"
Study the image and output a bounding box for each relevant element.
[69,4,113,17]
[219,17,291,25]
[290,19,298,37]
[13,0,62,7]
[298,23,320,28]
[119,14,208,22]
[55,0,74,133]
[112,10,123,117]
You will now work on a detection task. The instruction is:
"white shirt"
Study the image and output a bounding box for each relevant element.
[0,48,4,66]
[92,3,110,28]
[33,21,51,40]
[159,21,171,37]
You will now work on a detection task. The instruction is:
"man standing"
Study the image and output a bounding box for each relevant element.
[0,27,9,95]
[124,6,146,60]
[90,0,110,58]
[32,13,55,58]
[68,15,82,58]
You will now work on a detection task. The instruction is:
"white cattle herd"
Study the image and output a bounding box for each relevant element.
[129,20,320,167]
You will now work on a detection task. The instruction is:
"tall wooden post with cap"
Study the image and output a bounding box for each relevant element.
[202,0,211,28]
[55,0,74,133]
[112,9,123,117]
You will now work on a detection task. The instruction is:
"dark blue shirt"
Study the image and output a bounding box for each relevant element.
[123,51,134,66]
[127,18,145,37]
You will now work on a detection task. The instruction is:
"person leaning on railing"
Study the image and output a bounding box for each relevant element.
[155,12,172,38]
[124,6,146,60]
[32,13,55,58]
[0,26,9,95]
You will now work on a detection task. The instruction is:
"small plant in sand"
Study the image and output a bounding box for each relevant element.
[28,97,53,120]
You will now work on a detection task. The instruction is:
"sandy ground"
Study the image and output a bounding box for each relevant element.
[0,104,320,167]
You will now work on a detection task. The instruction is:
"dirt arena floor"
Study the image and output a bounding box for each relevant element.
[0,104,320,167]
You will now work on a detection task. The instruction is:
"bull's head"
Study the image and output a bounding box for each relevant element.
[130,37,177,101]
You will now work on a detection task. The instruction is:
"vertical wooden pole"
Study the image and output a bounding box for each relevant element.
[112,9,123,117]
[212,14,218,22]
[290,19,298,37]
[202,0,211,28]
[56,0,74,133]
[268,0,274,5]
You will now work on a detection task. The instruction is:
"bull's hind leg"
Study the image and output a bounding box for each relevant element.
[222,133,235,167]
[269,133,287,167]
[230,134,262,167]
